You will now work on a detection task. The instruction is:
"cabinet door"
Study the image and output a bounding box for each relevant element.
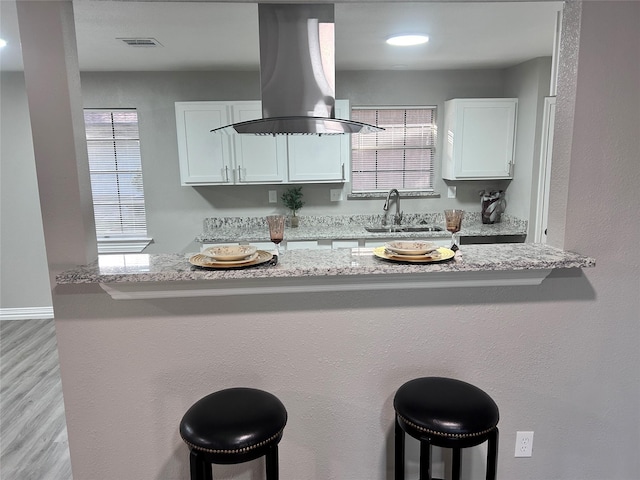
[232,102,287,183]
[364,237,450,248]
[286,100,350,182]
[285,240,320,250]
[332,240,359,249]
[443,99,517,180]
[175,102,233,185]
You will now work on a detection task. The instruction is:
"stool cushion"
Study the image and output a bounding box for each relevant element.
[394,377,499,439]
[180,387,287,454]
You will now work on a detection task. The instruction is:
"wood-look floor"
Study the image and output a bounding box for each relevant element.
[0,319,73,480]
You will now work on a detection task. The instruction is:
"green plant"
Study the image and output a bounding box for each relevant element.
[281,186,305,216]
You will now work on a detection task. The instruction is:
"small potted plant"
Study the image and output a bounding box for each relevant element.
[281,186,305,227]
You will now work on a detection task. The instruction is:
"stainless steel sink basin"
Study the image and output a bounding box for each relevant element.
[402,225,444,232]
[364,225,443,233]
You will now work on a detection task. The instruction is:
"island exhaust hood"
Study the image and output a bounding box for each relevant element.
[211,4,383,136]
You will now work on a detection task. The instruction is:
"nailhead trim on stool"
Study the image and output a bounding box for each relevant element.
[180,387,287,480]
[393,377,499,480]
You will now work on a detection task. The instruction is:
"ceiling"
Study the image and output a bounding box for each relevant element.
[0,1,563,72]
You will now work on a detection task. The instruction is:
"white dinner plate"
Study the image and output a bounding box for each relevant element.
[384,240,438,256]
[189,251,273,269]
[201,244,258,261]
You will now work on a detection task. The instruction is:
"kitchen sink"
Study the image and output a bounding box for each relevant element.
[403,225,444,232]
[364,225,443,233]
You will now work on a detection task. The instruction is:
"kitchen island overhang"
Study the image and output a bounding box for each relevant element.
[56,244,595,300]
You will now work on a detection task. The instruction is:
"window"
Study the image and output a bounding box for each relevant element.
[351,107,436,193]
[84,109,150,253]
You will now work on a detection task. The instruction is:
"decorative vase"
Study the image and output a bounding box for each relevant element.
[480,190,506,224]
[290,215,299,228]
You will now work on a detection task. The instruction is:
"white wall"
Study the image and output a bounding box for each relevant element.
[0,72,52,311]
[504,57,553,234]
[10,2,640,480]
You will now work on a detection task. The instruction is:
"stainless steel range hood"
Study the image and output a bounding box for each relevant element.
[211,4,383,135]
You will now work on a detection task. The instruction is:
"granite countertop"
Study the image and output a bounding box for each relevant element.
[57,243,594,285]
[195,213,528,243]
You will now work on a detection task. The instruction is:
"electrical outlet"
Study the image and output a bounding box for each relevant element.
[268,190,278,204]
[447,186,457,198]
[515,431,534,457]
[330,189,343,202]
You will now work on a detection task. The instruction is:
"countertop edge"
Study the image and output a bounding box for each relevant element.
[55,244,595,299]
[95,269,560,299]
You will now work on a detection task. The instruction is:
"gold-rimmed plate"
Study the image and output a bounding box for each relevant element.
[373,246,455,263]
[201,244,258,261]
[189,250,273,269]
[384,240,438,256]
[198,251,260,266]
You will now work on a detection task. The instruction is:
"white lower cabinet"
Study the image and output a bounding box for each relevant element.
[203,240,321,251]
[285,240,320,250]
[203,237,451,253]
[176,100,351,186]
[331,240,360,249]
[202,241,273,252]
[364,238,451,248]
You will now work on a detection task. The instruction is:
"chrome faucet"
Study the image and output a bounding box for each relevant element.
[383,189,402,225]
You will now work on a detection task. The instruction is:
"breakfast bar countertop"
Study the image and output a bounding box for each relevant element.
[56,243,595,300]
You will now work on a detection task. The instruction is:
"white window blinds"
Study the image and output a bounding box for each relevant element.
[351,107,436,193]
[84,109,148,239]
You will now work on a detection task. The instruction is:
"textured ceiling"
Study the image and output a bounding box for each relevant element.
[0,1,563,72]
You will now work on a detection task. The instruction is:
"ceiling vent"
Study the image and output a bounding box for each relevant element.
[118,38,163,47]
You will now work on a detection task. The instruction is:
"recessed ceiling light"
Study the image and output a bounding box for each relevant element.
[0,39,7,48]
[386,35,429,47]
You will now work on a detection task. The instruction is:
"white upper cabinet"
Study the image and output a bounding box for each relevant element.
[442,98,517,180]
[175,101,286,185]
[287,100,350,182]
[231,102,287,184]
[175,100,351,186]
[175,102,232,185]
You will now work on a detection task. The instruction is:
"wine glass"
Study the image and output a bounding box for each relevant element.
[444,209,464,251]
[266,215,285,257]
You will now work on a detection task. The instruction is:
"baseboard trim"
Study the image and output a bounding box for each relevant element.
[0,306,54,321]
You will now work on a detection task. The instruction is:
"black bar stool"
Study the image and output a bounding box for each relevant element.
[393,377,499,480]
[180,387,287,480]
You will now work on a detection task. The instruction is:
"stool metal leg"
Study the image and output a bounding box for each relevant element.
[189,449,212,480]
[395,416,405,480]
[486,428,499,480]
[265,444,279,480]
[452,448,462,480]
[189,449,200,480]
[419,441,432,480]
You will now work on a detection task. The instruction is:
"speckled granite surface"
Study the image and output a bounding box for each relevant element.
[196,213,527,243]
[57,243,594,285]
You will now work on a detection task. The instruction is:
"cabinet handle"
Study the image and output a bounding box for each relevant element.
[237,166,242,182]
[224,165,230,183]
[341,163,345,181]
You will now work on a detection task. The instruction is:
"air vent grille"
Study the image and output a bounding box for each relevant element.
[118,38,163,47]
